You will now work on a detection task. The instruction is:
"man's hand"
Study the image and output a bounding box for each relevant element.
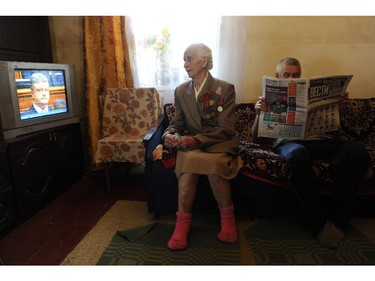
[254,96,267,113]
[340,91,349,103]
[338,91,349,110]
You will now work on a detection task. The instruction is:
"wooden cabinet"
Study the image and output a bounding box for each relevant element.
[0,16,52,63]
[0,147,18,235]
[0,16,83,236]
[7,123,84,219]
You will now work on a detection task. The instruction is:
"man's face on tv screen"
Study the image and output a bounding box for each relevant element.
[32,82,50,107]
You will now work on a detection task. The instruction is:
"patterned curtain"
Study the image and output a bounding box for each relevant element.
[83,16,134,169]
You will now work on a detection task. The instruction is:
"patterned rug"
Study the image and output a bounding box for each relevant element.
[97,223,243,265]
[62,200,375,266]
[245,217,375,265]
[61,200,255,265]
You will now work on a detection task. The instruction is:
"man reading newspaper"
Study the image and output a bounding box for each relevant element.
[258,73,352,140]
[251,57,370,249]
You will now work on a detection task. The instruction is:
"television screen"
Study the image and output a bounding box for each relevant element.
[0,61,79,140]
[15,69,68,120]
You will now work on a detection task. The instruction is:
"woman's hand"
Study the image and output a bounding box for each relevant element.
[175,136,200,150]
[164,134,199,150]
[163,133,180,148]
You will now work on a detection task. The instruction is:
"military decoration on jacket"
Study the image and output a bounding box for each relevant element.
[198,87,224,120]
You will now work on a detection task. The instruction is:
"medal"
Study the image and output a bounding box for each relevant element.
[199,90,224,120]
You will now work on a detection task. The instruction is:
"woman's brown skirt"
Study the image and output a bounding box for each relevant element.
[174,149,243,179]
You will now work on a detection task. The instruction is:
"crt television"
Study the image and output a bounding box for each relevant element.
[0,61,80,140]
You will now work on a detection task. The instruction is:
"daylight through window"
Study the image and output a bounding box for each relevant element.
[126,16,221,104]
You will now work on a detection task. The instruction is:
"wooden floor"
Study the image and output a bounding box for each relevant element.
[2,165,374,266]
[0,168,147,265]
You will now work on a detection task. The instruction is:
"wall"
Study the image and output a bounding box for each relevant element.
[47,16,375,108]
[48,17,84,117]
[243,16,375,103]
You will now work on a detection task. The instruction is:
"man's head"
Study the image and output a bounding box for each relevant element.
[183,43,213,79]
[30,73,50,109]
[276,57,301,78]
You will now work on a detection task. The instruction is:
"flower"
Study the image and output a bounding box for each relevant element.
[149,27,171,53]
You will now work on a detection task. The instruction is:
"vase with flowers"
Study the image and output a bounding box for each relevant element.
[150,27,172,86]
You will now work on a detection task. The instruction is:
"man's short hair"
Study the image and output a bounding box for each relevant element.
[276,57,301,74]
[30,73,49,90]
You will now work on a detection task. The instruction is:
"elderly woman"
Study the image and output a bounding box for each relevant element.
[163,43,243,250]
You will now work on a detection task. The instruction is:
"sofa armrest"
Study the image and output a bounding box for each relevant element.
[143,114,166,214]
[144,114,165,163]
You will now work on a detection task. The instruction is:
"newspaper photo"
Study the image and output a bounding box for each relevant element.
[258,75,353,139]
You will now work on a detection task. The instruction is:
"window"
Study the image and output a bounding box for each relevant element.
[125,16,247,104]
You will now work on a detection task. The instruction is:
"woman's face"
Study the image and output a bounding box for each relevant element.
[183,48,207,79]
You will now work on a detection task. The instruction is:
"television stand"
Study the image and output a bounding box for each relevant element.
[3,122,84,223]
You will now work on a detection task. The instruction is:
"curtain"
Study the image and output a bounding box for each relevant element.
[217,16,248,103]
[125,16,247,104]
[84,16,134,169]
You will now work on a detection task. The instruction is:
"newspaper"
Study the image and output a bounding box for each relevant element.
[258,75,353,139]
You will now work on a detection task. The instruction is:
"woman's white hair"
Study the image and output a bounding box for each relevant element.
[185,43,213,70]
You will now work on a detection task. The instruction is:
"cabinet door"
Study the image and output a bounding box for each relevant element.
[0,149,18,235]
[0,149,11,193]
[52,123,84,191]
[7,124,84,219]
[0,16,52,62]
[8,133,55,218]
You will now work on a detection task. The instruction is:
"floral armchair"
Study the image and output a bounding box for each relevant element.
[94,87,163,190]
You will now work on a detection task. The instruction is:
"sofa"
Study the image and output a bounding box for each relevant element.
[143,98,375,217]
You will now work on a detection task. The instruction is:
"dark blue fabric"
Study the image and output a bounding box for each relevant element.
[276,139,371,232]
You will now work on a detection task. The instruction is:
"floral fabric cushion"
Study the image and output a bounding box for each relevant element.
[95,88,162,164]
[338,98,375,191]
[235,104,335,190]
[160,103,177,168]
[159,99,375,192]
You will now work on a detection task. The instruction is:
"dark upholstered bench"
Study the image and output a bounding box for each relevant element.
[143,98,375,217]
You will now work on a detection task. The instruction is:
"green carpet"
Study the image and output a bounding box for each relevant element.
[245,217,375,265]
[97,223,242,265]
[72,200,375,266]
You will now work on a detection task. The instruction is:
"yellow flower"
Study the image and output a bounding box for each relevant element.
[161,27,170,37]
[149,27,171,52]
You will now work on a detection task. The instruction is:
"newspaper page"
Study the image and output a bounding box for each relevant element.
[258,75,353,139]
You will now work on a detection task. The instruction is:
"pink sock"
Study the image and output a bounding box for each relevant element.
[217,204,238,243]
[167,211,192,250]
